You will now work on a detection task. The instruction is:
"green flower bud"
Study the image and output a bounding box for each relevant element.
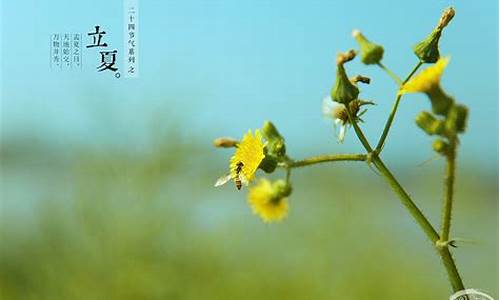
[262,121,283,142]
[445,104,468,134]
[413,7,455,63]
[415,111,445,135]
[433,139,450,156]
[259,155,278,173]
[413,28,442,63]
[352,30,384,65]
[213,137,238,148]
[331,51,359,104]
[262,121,286,157]
[426,86,454,116]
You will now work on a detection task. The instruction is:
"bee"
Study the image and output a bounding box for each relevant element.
[234,162,244,190]
[214,161,248,190]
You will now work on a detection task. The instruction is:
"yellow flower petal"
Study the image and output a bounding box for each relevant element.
[247,179,289,223]
[399,57,450,95]
[230,130,265,185]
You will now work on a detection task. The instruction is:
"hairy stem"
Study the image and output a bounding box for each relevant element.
[287,153,367,168]
[345,105,373,152]
[346,104,439,241]
[281,150,465,291]
[439,246,465,292]
[345,103,465,292]
[372,151,465,292]
[371,157,440,242]
[440,137,457,242]
[376,61,423,151]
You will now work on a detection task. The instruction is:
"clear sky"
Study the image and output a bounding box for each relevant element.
[1,0,498,171]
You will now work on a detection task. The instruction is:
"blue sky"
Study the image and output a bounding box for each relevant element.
[1,0,498,170]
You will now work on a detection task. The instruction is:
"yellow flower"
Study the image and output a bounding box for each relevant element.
[399,57,450,95]
[248,179,289,223]
[230,129,265,185]
[214,129,265,190]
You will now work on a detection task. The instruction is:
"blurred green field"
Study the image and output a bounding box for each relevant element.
[0,133,497,300]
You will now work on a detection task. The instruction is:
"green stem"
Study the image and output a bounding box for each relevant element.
[372,157,440,242]
[439,246,465,292]
[375,94,402,151]
[346,101,439,241]
[377,62,402,85]
[345,103,465,292]
[405,62,424,82]
[440,137,457,242]
[287,153,367,168]
[373,153,465,292]
[375,61,423,151]
[345,104,373,152]
[282,152,465,291]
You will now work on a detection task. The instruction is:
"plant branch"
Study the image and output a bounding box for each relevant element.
[440,137,457,242]
[285,153,367,168]
[371,149,465,292]
[371,157,440,242]
[375,61,423,151]
[346,101,437,241]
[377,62,402,85]
[438,246,465,292]
[345,101,465,292]
[345,104,373,152]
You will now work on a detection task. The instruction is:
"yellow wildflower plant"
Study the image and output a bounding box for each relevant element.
[213,7,473,293]
[248,179,289,223]
[399,57,449,95]
[215,129,265,190]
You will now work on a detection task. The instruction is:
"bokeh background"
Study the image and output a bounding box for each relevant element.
[1,0,498,299]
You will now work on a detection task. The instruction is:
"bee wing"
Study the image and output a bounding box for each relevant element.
[214,173,232,187]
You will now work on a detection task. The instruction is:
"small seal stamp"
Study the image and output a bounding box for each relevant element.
[450,289,494,300]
